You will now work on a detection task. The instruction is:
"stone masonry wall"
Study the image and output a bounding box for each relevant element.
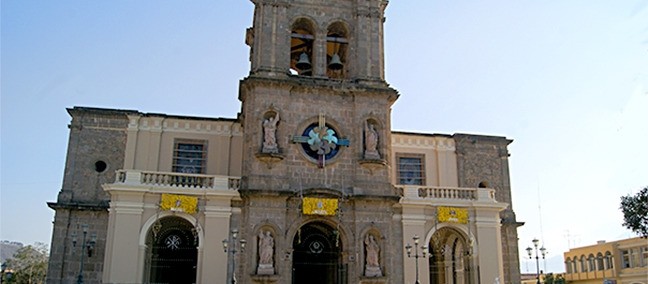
[46,107,130,284]
[454,134,522,284]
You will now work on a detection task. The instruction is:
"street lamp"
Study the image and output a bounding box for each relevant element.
[71,224,97,284]
[222,229,246,284]
[405,235,428,284]
[526,238,547,284]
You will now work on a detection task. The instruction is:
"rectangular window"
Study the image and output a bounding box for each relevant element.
[622,250,630,268]
[397,154,425,185]
[630,248,640,268]
[173,140,207,174]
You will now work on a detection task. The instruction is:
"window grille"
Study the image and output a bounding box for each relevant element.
[172,140,207,174]
[397,155,425,185]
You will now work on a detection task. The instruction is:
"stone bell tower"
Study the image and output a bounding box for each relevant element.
[235,0,400,283]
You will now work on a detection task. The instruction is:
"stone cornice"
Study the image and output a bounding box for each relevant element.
[391,134,456,151]
[47,201,109,211]
[239,75,398,102]
[127,115,242,136]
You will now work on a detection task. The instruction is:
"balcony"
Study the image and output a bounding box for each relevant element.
[397,185,498,205]
[113,170,240,191]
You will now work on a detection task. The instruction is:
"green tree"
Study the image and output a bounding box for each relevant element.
[3,243,48,284]
[544,273,566,284]
[620,186,648,238]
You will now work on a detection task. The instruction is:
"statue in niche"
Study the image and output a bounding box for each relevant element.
[364,120,380,159]
[262,112,280,153]
[364,234,383,277]
[257,230,275,275]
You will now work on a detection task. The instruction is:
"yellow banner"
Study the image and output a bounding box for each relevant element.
[438,207,468,224]
[160,194,198,214]
[303,197,338,216]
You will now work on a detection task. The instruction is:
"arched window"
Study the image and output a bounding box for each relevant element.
[605,251,613,269]
[588,254,596,271]
[565,258,572,273]
[326,22,348,79]
[580,255,587,272]
[290,18,315,76]
[596,252,604,270]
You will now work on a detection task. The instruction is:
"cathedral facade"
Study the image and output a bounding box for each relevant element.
[46,1,522,283]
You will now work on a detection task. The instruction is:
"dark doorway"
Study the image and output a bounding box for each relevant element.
[292,222,345,284]
[429,227,472,284]
[145,217,198,284]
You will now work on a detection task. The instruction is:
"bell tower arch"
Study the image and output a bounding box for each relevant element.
[246,0,389,81]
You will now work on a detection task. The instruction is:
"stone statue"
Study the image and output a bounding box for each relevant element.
[257,230,275,275]
[364,234,383,277]
[364,121,380,159]
[262,112,280,153]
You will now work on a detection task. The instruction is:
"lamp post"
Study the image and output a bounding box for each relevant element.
[222,229,246,284]
[525,238,547,284]
[405,235,428,284]
[71,224,97,284]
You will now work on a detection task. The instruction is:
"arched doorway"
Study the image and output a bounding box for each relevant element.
[145,216,198,284]
[292,222,345,284]
[428,227,472,284]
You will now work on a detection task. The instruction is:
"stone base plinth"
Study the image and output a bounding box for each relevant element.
[256,264,275,275]
[364,266,383,277]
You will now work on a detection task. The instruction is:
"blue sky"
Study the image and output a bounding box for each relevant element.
[2,0,647,273]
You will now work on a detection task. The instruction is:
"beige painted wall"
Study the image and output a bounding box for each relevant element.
[391,133,459,187]
[124,114,242,175]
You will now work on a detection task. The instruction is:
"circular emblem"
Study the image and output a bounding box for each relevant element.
[165,234,181,250]
[309,240,324,254]
[301,123,340,162]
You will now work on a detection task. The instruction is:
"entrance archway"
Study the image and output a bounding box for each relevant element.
[428,227,472,284]
[145,216,198,284]
[292,222,345,284]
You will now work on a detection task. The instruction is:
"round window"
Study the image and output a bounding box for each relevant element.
[94,161,107,173]
[300,123,341,163]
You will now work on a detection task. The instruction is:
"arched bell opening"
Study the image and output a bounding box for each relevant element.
[144,216,199,284]
[292,221,345,284]
[290,18,316,76]
[326,21,349,79]
[428,227,473,284]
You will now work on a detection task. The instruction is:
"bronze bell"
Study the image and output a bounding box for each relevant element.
[296,52,312,70]
[328,53,343,70]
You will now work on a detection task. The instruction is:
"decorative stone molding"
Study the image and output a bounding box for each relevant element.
[359,158,387,174]
[255,152,285,169]
[391,134,456,151]
[126,115,241,136]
